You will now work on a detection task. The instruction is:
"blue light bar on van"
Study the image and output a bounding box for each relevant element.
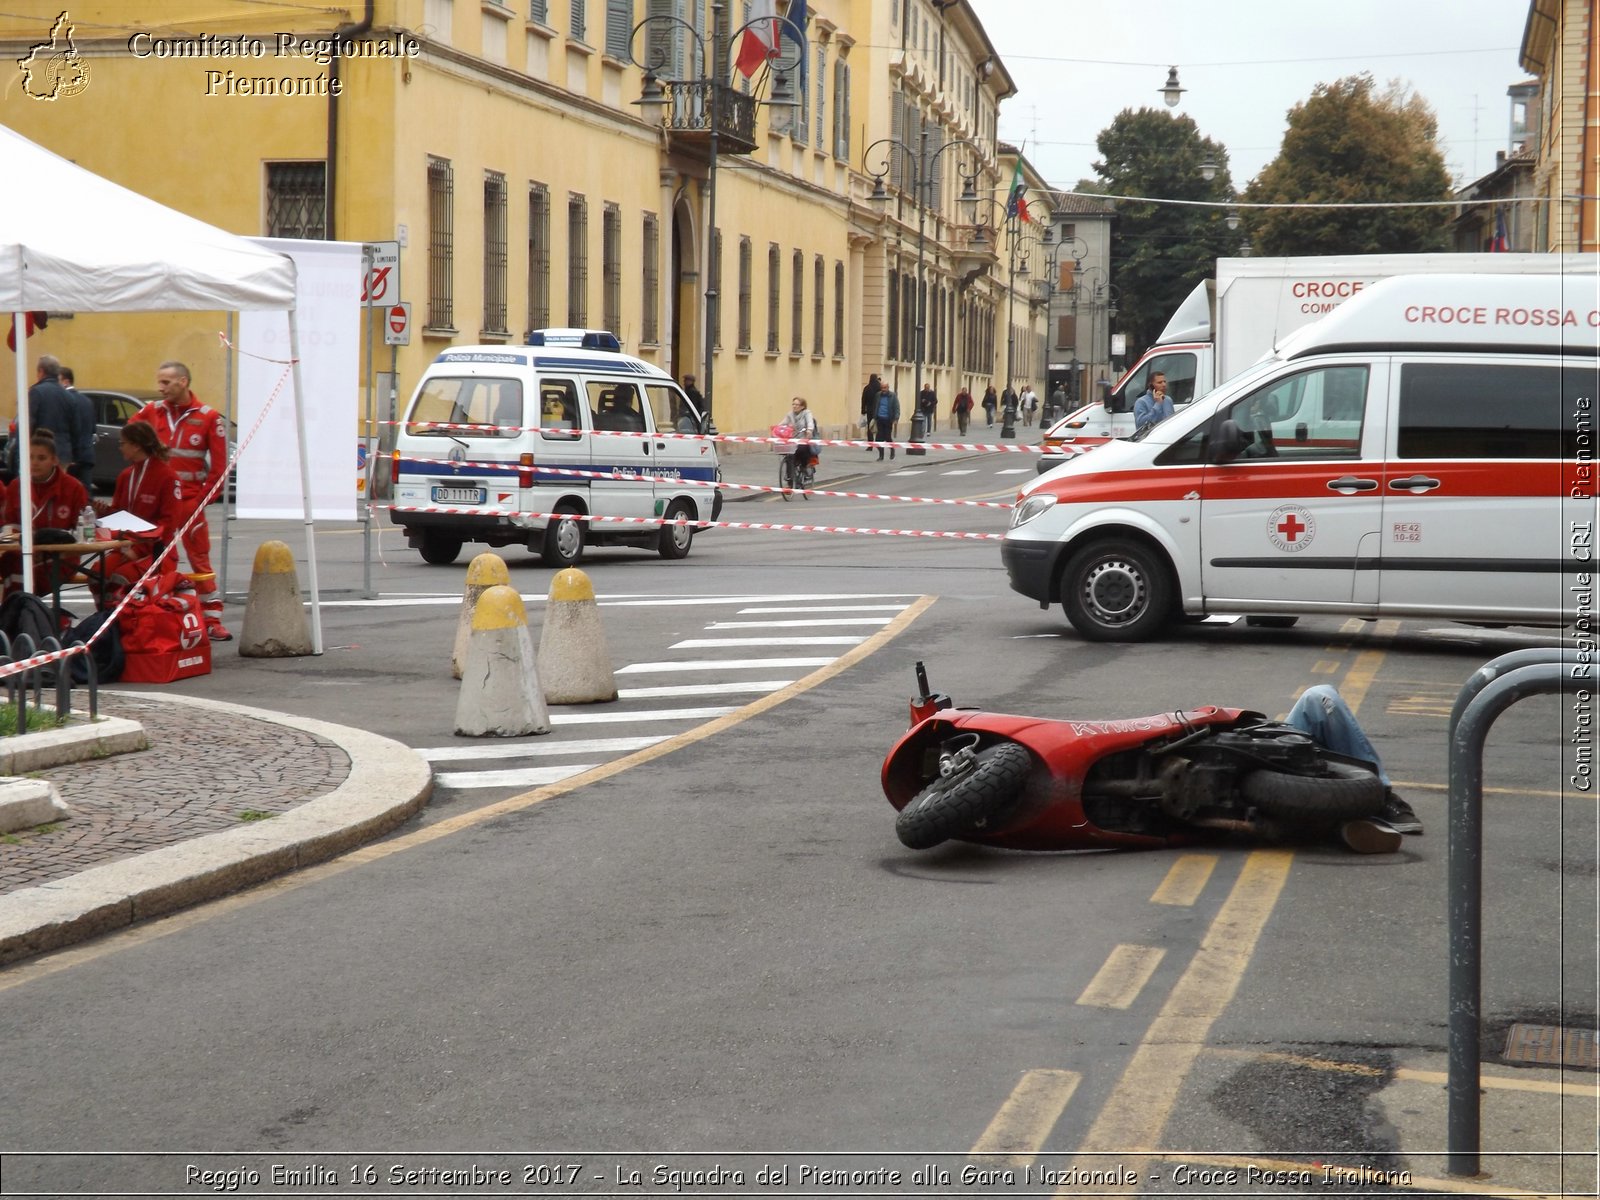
[526,327,623,351]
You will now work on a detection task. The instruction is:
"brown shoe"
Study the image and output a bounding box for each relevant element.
[1340,818,1402,854]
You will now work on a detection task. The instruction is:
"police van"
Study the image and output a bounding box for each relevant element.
[391,330,721,566]
[1004,273,1599,640]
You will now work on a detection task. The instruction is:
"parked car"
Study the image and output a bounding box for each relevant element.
[81,388,160,493]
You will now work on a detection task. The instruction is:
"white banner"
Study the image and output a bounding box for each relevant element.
[238,238,362,520]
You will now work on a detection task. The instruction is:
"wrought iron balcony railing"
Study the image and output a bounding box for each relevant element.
[658,80,758,156]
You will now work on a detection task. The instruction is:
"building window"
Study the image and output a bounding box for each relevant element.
[812,254,825,356]
[570,0,586,42]
[886,268,899,360]
[602,202,622,334]
[483,172,509,335]
[737,236,752,351]
[567,193,588,326]
[902,273,915,363]
[604,0,631,58]
[528,183,551,332]
[265,162,326,239]
[530,0,548,21]
[642,212,660,345]
[791,249,804,354]
[814,45,826,150]
[833,260,844,357]
[426,156,454,330]
[832,60,850,160]
[711,228,723,349]
[767,242,781,354]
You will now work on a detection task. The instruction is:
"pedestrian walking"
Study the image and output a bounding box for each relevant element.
[981,384,998,427]
[861,373,882,453]
[873,387,900,461]
[952,387,974,436]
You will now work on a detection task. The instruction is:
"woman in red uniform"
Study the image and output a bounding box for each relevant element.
[0,428,90,599]
[93,419,183,602]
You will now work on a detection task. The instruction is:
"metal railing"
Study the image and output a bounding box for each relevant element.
[1446,647,1592,1177]
[0,633,99,735]
[659,81,757,154]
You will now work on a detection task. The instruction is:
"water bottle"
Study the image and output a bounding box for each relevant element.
[77,505,96,543]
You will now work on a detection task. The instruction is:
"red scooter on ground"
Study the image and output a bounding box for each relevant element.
[881,663,1384,852]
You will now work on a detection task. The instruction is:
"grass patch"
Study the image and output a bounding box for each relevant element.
[237,809,276,822]
[0,703,70,736]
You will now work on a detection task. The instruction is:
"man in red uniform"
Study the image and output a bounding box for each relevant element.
[134,361,231,640]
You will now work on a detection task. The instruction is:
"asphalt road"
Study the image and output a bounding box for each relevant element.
[1,459,1593,1195]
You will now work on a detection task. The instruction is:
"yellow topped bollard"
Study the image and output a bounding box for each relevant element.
[452,552,511,679]
[239,540,313,657]
[454,584,550,737]
[537,568,617,704]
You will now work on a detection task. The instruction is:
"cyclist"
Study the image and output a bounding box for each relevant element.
[781,396,819,487]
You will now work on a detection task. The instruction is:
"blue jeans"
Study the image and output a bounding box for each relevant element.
[1283,685,1390,788]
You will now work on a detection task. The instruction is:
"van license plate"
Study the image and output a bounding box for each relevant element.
[432,486,487,504]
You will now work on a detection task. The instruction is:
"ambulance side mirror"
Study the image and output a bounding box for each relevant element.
[1213,419,1246,463]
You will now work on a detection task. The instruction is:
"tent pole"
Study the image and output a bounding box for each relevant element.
[286,307,323,654]
[13,313,34,595]
[220,312,234,602]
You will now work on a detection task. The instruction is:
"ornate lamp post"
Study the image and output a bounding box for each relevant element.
[969,196,1033,435]
[863,131,983,441]
[630,3,803,427]
[1037,231,1086,422]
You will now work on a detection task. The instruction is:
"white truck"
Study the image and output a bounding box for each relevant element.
[1040,252,1597,469]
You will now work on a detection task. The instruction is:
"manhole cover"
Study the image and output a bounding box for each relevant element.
[1504,1023,1598,1070]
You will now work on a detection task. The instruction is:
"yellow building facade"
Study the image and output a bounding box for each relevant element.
[2,0,1047,437]
[1520,0,1600,251]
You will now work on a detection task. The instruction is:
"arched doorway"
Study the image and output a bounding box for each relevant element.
[671,190,700,391]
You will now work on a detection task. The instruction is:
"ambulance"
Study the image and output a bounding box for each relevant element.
[1004,273,1600,640]
[1038,252,1598,471]
[390,330,721,566]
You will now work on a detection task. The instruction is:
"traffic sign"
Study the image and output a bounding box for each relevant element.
[362,241,401,308]
[384,302,411,346]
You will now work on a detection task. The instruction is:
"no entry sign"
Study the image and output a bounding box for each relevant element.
[384,302,411,346]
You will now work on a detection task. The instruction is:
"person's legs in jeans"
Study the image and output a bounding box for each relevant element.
[1284,684,1421,835]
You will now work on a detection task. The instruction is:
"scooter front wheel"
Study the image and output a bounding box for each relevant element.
[895,742,1032,850]
[1240,760,1383,821]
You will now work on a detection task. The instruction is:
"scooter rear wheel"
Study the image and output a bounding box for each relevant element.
[1240,760,1383,821]
[895,742,1032,850]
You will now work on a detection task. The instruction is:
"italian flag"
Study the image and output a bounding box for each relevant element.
[735,0,779,79]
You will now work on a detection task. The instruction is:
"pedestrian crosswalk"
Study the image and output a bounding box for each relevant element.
[416,592,916,792]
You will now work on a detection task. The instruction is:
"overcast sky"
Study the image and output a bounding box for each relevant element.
[981,1,1532,193]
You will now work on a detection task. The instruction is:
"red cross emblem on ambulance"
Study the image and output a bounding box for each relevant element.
[1267,504,1315,553]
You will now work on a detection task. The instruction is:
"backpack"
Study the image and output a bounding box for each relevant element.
[67,608,124,684]
[0,592,58,659]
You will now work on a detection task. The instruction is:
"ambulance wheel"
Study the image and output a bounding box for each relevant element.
[895,742,1033,850]
[541,505,585,568]
[417,532,463,566]
[1061,538,1174,642]
[657,501,695,560]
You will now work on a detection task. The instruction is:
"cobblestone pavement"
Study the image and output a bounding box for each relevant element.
[0,694,350,895]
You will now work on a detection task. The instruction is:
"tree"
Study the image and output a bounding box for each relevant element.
[1244,75,1452,256]
[1090,109,1242,357]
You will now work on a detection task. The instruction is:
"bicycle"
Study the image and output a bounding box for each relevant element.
[777,449,817,500]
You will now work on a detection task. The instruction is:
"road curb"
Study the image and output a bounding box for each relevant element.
[0,693,433,966]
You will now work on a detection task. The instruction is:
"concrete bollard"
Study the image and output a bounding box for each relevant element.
[452,552,511,679]
[536,568,618,704]
[454,584,550,737]
[238,541,313,657]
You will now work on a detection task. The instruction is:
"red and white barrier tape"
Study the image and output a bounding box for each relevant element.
[384,420,1053,455]
[381,504,1004,542]
[0,350,295,682]
[391,456,1015,510]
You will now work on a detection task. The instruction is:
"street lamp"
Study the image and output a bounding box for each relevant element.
[1038,234,1086,420]
[864,130,983,445]
[971,197,1047,435]
[630,3,803,429]
[1075,265,1119,397]
[1160,66,1185,108]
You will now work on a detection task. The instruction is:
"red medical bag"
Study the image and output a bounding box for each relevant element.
[119,591,212,683]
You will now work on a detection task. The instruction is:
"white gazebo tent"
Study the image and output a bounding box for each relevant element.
[0,123,323,652]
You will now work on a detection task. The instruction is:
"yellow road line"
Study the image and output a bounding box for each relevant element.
[1205,1046,1600,1096]
[0,596,938,991]
[1149,855,1216,907]
[968,1069,1082,1165]
[1075,945,1166,1010]
[1076,851,1295,1156]
[1338,648,1386,714]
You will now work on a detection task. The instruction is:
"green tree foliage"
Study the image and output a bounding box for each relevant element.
[1244,75,1452,256]
[1091,109,1242,356]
